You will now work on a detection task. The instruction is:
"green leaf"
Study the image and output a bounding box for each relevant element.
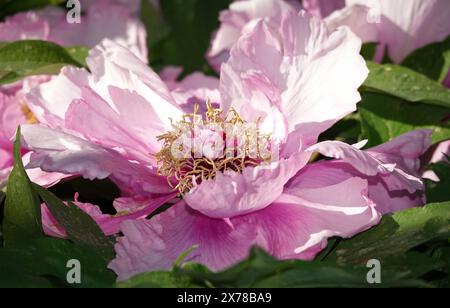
[117,248,428,288]
[402,36,450,83]
[0,0,65,20]
[363,62,450,109]
[64,46,89,67]
[361,42,377,61]
[33,185,115,261]
[116,271,197,288]
[0,238,116,287]
[180,248,427,288]
[359,92,450,147]
[425,162,450,203]
[0,40,85,84]
[3,127,42,244]
[328,202,450,265]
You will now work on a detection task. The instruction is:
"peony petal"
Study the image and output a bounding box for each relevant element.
[21,152,69,187]
[86,40,182,128]
[368,129,432,176]
[65,86,165,161]
[207,0,298,71]
[325,4,379,43]
[20,124,171,194]
[184,152,310,219]
[244,177,379,259]
[109,200,257,281]
[307,140,423,193]
[27,40,183,130]
[288,131,431,214]
[26,66,88,127]
[110,176,379,280]
[287,159,424,215]
[222,11,368,152]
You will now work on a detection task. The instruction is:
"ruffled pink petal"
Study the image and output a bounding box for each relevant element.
[222,11,368,152]
[184,152,310,219]
[110,176,379,280]
[109,200,257,281]
[368,129,432,176]
[26,66,88,127]
[65,86,165,161]
[20,152,69,187]
[325,4,379,43]
[207,0,298,71]
[20,125,171,194]
[27,40,182,129]
[288,159,424,215]
[86,40,182,128]
[220,62,289,143]
[289,131,431,214]
[307,140,423,193]
[245,177,380,259]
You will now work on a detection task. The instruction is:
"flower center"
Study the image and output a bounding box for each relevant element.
[156,101,272,194]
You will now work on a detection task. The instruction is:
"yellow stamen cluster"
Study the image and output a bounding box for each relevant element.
[155,101,272,194]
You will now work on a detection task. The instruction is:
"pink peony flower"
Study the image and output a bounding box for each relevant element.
[0,0,148,187]
[0,0,147,61]
[325,0,450,63]
[22,11,429,280]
